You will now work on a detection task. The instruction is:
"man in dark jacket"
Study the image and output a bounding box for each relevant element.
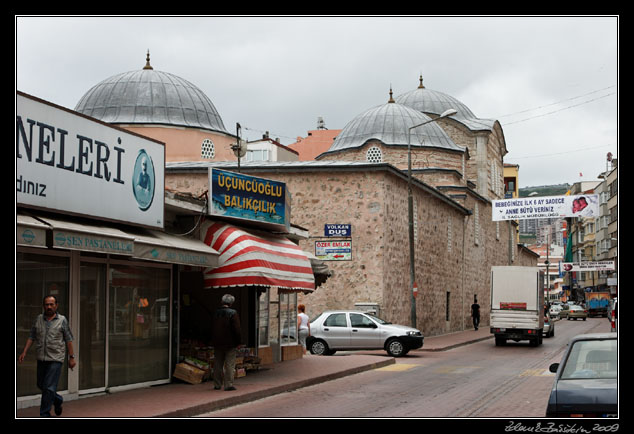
[211,294,242,391]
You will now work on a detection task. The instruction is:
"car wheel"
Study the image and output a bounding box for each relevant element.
[309,339,330,356]
[386,338,406,357]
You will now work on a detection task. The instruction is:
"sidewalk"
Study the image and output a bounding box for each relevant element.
[16,327,491,418]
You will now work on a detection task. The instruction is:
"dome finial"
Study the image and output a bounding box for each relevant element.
[388,85,395,103]
[418,74,425,89]
[143,50,153,70]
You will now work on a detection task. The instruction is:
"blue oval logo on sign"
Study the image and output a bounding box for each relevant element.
[132,150,155,211]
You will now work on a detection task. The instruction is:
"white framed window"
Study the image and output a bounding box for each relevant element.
[201,139,215,159]
[280,292,297,346]
[246,149,270,162]
[366,146,382,163]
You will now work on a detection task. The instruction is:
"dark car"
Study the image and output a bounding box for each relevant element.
[546,333,617,418]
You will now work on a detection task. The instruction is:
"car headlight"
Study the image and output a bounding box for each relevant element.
[406,330,422,336]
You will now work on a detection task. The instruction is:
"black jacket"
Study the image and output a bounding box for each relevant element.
[211,306,242,348]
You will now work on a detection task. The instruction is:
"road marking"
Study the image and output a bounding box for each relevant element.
[434,366,481,374]
[519,368,554,377]
[376,364,419,372]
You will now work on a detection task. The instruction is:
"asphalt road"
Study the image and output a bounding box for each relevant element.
[197,316,612,418]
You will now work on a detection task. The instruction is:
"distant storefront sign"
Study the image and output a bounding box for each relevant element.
[209,168,289,231]
[315,240,352,261]
[16,92,165,229]
[324,224,351,237]
[492,194,599,221]
[561,261,616,272]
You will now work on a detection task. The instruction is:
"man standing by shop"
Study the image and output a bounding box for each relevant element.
[18,295,76,417]
[210,294,242,391]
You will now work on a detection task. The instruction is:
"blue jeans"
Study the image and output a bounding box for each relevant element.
[37,361,63,417]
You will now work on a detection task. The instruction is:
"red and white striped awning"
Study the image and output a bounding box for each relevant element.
[201,220,315,292]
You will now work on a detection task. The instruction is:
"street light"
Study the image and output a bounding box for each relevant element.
[408,109,457,328]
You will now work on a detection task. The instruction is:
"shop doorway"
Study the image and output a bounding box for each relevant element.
[78,261,171,394]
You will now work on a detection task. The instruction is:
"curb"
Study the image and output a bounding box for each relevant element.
[159,357,396,417]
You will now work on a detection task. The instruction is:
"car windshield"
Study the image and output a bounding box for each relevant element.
[560,339,617,380]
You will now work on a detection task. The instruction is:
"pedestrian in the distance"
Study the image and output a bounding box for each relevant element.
[210,294,242,391]
[18,295,76,417]
[297,304,310,355]
[471,297,481,331]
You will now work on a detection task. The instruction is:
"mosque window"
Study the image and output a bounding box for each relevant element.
[366,146,383,163]
[201,139,215,159]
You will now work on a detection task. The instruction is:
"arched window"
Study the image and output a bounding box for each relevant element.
[201,139,215,159]
[366,146,382,163]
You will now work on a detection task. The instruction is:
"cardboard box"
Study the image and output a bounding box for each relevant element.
[173,363,206,384]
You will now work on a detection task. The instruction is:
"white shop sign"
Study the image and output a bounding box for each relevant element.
[16,93,165,229]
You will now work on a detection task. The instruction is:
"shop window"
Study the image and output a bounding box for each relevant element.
[279,292,298,346]
[79,262,107,391]
[108,264,170,387]
[16,252,70,397]
[258,290,270,347]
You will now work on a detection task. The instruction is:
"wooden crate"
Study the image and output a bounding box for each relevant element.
[173,362,206,384]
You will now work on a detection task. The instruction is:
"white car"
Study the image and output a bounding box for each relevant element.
[306,310,424,357]
[549,305,562,318]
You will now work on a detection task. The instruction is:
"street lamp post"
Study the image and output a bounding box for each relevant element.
[407,109,457,328]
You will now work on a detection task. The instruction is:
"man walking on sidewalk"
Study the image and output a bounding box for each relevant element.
[18,295,76,417]
[471,297,481,331]
[210,294,242,391]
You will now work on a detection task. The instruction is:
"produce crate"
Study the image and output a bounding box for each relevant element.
[173,362,206,384]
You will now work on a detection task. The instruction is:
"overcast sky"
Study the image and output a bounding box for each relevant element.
[15,16,618,189]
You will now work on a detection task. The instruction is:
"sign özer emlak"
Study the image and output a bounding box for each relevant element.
[209,168,290,231]
[16,92,165,229]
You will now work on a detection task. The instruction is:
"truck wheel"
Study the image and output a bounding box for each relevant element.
[495,337,506,346]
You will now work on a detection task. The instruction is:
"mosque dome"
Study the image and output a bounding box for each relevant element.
[395,76,496,132]
[74,51,228,134]
[323,89,464,155]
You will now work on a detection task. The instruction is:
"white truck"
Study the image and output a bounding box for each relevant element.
[490,266,544,347]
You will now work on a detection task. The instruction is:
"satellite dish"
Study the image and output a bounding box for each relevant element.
[232,139,247,158]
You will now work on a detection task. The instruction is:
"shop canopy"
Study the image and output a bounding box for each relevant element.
[201,220,315,292]
[17,211,219,268]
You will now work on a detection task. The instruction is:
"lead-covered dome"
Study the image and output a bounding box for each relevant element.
[322,89,464,155]
[75,52,228,134]
[395,76,496,132]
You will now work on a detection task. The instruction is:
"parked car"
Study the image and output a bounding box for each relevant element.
[306,310,423,357]
[567,305,588,321]
[546,333,617,417]
[543,313,555,338]
[558,304,570,319]
[549,305,562,318]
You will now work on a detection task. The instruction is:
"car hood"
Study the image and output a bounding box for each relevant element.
[381,323,422,334]
[550,379,617,412]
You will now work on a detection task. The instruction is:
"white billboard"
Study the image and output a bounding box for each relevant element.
[492,194,599,221]
[16,92,165,229]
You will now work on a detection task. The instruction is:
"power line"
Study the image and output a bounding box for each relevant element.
[508,144,614,160]
[497,85,616,119]
[501,92,616,126]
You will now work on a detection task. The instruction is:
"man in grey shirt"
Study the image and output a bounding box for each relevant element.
[18,295,76,417]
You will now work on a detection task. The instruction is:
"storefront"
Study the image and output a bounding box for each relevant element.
[174,168,320,368]
[16,92,219,408]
